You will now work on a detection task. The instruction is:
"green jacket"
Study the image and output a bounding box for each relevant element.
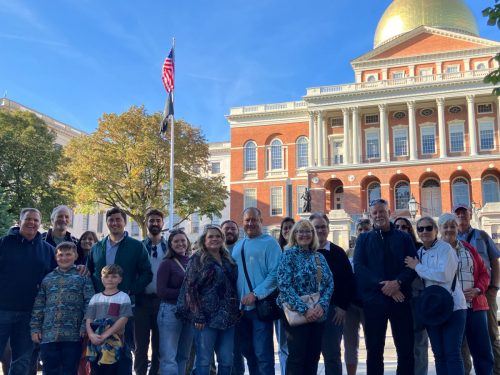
[87,234,153,303]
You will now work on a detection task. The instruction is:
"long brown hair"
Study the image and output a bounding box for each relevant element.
[195,225,234,266]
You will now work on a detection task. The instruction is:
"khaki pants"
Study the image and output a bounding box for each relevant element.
[464,288,500,374]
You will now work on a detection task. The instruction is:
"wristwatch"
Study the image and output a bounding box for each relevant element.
[489,285,500,291]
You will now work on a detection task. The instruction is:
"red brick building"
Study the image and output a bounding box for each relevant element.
[226,0,500,233]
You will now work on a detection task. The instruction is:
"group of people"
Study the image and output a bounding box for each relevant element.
[0,200,499,375]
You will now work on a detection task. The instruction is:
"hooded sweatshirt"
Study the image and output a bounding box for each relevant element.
[0,228,56,311]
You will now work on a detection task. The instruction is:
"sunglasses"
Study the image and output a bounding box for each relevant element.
[395,224,410,231]
[152,245,158,258]
[417,225,434,233]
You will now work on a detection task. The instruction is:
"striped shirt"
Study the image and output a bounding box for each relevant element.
[85,291,133,334]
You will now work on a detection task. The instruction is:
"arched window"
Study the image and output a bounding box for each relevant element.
[483,175,500,204]
[270,139,283,170]
[452,177,470,207]
[296,137,309,168]
[367,182,381,207]
[244,141,257,172]
[395,181,410,210]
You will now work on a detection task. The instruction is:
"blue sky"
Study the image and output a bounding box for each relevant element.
[0,0,497,142]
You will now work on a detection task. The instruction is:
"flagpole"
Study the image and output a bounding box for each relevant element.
[168,38,175,230]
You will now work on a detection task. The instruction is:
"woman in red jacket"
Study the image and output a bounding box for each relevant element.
[438,212,494,375]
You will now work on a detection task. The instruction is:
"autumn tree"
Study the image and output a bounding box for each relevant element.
[0,188,15,235]
[483,1,500,94]
[62,105,228,236]
[0,110,67,224]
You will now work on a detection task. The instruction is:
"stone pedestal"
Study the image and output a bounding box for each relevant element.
[478,202,500,248]
[299,210,352,250]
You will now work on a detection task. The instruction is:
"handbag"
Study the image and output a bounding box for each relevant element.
[282,254,323,327]
[241,241,281,322]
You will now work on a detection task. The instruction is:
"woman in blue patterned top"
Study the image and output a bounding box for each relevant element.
[176,225,239,375]
[277,219,334,375]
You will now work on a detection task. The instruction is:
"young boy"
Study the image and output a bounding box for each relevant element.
[85,264,133,375]
[30,241,95,375]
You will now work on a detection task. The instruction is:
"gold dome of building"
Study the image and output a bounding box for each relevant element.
[374,0,479,48]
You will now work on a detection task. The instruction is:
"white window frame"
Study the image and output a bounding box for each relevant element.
[420,124,436,155]
[483,175,500,204]
[366,74,377,82]
[243,188,257,209]
[419,68,433,76]
[297,185,307,214]
[211,161,221,174]
[365,129,380,159]
[365,114,379,125]
[477,103,493,114]
[474,61,488,70]
[367,182,381,208]
[243,141,257,175]
[270,186,284,216]
[452,177,470,207]
[296,136,309,169]
[394,181,411,210]
[330,117,343,127]
[267,138,285,171]
[445,64,460,73]
[329,135,344,165]
[392,71,405,79]
[448,121,465,153]
[478,119,496,151]
[392,126,408,157]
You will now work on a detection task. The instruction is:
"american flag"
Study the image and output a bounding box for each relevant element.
[162,48,174,93]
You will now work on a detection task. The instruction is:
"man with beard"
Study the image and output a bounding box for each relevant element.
[221,220,239,254]
[134,209,166,375]
[353,199,417,375]
[42,205,78,247]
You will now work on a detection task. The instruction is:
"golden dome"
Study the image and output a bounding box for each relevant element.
[374,0,479,48]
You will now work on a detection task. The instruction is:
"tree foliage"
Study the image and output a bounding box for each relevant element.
[0,188,15,236]
[62,105,228,236]
[0,110,67,224]
[483,1,500,95]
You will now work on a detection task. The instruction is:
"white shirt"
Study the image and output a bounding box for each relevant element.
[319,240,331,251]
[144,242,165,295]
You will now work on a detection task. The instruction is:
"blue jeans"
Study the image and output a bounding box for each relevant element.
[274,319,288,375]
[426,309,466,375]
[40,341,81,375]
[465,309,494,375]
[194,326,234,375]
[322,307,344,375]
[0,310,33,375]
[238,309,275,375]
[117,316,134,375]
[157,303,193,375]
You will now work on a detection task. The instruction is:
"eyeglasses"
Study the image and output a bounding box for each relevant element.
[314,225,328,231]
[297,230,313,236]
[152,245,158,258]
[369,198,388,207]
[417,225,434,233]
[395,224,410,231]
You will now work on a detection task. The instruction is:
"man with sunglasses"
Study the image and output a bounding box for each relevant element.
[353,199,417,375]
[134,208,167,375]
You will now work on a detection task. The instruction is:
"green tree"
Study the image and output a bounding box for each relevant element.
[62,105,228,236]
[483,1,500,94]
[0,110,67,224]
[0,188,15,236]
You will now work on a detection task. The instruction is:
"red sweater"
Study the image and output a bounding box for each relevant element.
[461,240,490,311]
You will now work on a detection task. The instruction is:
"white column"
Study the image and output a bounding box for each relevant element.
[352,107,360,164]
[379,104,388,162]
[317,111,324,166]
[342,108,351,165]
[467,95,478,156]
[407,101,417,160]
[382,69,388,80]
[308,111,316,166]
[464,58,471,71]
[497,97,500,148]
[437,98,447,158]
[409,65,415,77]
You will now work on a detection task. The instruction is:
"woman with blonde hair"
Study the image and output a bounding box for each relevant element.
[277,219,333,375]
[176,225,239,375]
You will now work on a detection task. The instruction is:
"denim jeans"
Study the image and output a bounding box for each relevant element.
[157,303,193,375]
[40,341,82,375]
[134,295,160,375]
[465,309,494,375]
[426,309,466,375]
[0,310,33,375]
[117,316,134,375]
[363,301,414,375]
[274,319,288,375]
[322,307,344,375]
[194,326,235,375]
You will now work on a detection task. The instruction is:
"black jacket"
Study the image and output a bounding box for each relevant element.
[318,242,355,311]
[353,223,417,305]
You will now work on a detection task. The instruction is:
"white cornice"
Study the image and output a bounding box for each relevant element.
[228,113,309,128]
[352,26,500,64]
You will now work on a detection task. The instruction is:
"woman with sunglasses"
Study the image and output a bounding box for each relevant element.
[157,230,193,375]
[405,216,467,375]
[438,213,493,375]
[394,217,428,375]
[277,219,333,374]
[176,225,239,375]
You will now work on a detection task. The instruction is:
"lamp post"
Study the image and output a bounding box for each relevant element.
[408,195,418,223]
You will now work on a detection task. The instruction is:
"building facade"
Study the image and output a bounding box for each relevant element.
[227,0,500,236]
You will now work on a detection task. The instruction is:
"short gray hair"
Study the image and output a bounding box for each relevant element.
[50,205,72,222]
[438,213,458,228]
[20,208,41,221]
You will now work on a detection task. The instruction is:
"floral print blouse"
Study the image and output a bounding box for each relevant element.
[176,252,240,330]
[277,246,334,320]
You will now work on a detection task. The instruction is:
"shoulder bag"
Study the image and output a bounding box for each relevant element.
[282,253,323,327]
[241,240,281,321]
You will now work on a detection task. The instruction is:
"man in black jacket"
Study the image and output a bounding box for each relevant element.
[309,212,355,375]
[353,199,417,375]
